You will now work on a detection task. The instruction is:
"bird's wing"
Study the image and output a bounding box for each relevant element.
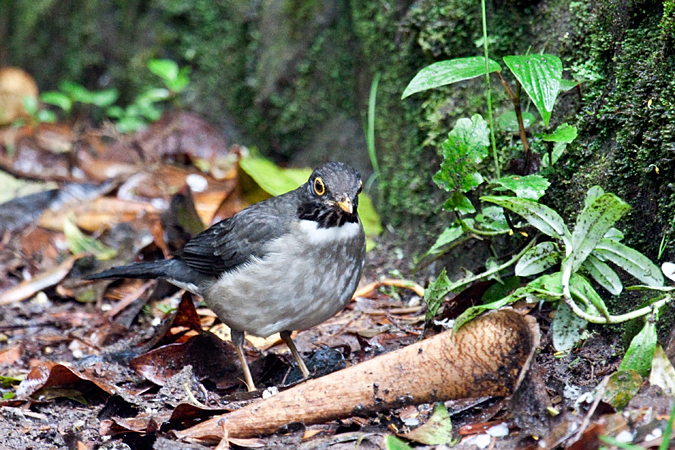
[177,197,293,277]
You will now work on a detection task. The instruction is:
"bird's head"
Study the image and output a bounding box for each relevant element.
[298,162,363,228]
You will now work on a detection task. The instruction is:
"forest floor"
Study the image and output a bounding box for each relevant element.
[0,112,673,450]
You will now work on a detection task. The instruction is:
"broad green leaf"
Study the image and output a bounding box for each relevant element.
[475,206,509,232]
[106,105,124,118]
[136,88,171,104]
[595,238,664,287]
[455,273,564,333]
[482,276,521,303]
[239,156,382,237]
[551,301,588,351]
[550,141,567,165]
[384,435,413,450]
[358,194,383,237]
[402,56,501,99]
[0,375,22,388]
[485,257,503,283]
[650,345,675,394]
[447,114,490,153]
[115,115,148,133]
[603,227,624,241]
[503,54,563,126]
[148,59,179,81]
[626,285,675,292]
[540,123,577,143]
[569,273,610,319]
[424,268,452,322]
[602,370,643,410]
[663,262,675,283]
[40,91,72,112]
[136,103,163,121]
[481,196,571,247]
[461,171,484,192]
[583,253,623,295]
[58,81,90,102]
[527,271,563,295]
[425,225,464,257]
[584,185,605,208]
[620,318,657,378]
[116,116,147,133]
[563,193,630,274]
[456,273,564,331]
[453,294,516,333]
[491,174,550,201]
[398,403,453,445]
[515,242,561,277]
[87,88,119,107]
[63,216,117,260]
[164,67,191,92]
[559,79,580,91]
[433,115,489,205]
[443,192,475,214]
[36,110,56,123]
[497,110,535,131]
[240,157,312,196]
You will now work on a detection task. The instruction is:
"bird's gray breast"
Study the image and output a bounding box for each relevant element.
[204,219,366,337]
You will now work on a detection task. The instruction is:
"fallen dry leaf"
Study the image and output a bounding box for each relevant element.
[0,254,81,305]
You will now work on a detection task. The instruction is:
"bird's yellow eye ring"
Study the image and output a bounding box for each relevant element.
[357,180,363,194]
[314,177,325,196]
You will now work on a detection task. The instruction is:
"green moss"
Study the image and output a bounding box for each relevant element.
[660,0,675,35]
[549,0,675,261]
[351,0,535,238]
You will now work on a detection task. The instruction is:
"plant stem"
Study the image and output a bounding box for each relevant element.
[481,0,500,178]
[438,238,537,296]
[497,73,530,156]
[367,72,381,179]
[561,265,673,324]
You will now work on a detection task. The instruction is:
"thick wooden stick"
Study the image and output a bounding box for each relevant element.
[176,310,539,443]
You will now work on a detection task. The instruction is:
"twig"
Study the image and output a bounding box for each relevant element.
[104,280,154,318]
[353,278,425,299]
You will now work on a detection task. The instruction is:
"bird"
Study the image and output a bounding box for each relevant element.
[87,161,366,391]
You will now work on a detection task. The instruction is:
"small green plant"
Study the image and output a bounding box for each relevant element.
[424,185,673,380]
[403,0,670,413]
[39,59,190,133]
[10,95,58,128]
[40,80,120,122]
[107,59,191,133]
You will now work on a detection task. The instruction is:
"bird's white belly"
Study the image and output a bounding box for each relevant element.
[204,221,364,337]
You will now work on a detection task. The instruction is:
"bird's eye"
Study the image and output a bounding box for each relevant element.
[357,180,363,194]
[313,177,325,196]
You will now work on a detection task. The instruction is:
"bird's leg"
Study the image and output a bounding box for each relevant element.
[280,330,310,378]
[231,329,256,392]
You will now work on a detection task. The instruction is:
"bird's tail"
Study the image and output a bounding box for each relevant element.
[86,260,174,280]
[85,259,200,288]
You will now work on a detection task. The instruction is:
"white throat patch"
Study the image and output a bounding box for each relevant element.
[298,220,361,244]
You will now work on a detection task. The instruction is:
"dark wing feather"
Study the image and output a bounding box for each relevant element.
[177,193,296,277]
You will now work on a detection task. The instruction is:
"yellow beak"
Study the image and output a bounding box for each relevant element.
[335,198,353,214]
